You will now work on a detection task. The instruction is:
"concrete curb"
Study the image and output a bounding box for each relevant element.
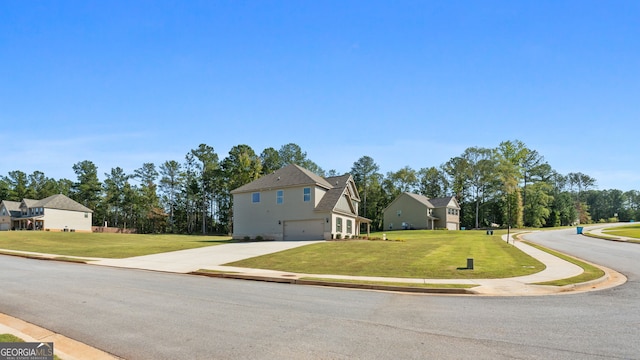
[556,263,627,293]
[0,313,121,360]
[189,271,476,294]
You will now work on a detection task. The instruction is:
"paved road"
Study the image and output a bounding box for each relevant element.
[1,228,639,359]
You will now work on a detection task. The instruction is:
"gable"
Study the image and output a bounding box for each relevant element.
[429,196,460,210]
[384,192,432,214]
[1,200,22,216]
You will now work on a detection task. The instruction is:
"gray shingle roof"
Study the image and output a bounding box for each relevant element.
[405,193,435,208]
[1,200,22,217]
[428,196,458,209]
[231,164,333,194]
[32,194,93,213]
[314,187,346,212]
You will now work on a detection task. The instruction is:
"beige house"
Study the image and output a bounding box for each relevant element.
[0,194,93,232]
[231,164,371,240]
[383,192,460,231]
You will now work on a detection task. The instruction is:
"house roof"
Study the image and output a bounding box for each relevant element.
[231,164,333,194]
[1,200,22,216]
[29,194,93,213]
[384,192,459,212]
[404,193,435,208]
[314,187,345,212]
[428,196,459,209]
[231,164,368,221]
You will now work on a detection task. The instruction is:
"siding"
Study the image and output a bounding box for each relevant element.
[383,195,431,230]
[233,186,330,240]
[44,208,93,232]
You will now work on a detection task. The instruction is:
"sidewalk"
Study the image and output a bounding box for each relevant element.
[0,229,628,360]
[187,235,623,296]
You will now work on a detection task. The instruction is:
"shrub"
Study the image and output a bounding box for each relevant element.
[255,235,264,241]
[243,236,251,241]
[336,233,342,239]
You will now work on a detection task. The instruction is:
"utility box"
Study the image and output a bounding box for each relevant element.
[467,258,474,270]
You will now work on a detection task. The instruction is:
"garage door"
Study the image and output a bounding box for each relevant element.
[446,222,458,231]
[283,220,324,241]
[0,223,8,231]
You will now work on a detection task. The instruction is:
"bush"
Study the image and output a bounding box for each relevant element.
[336,233,342,239]
[255,235,264,241]
[244,236,251,241]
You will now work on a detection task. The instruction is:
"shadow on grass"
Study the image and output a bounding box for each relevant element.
[196,239,236,244]
[196,239,277,244]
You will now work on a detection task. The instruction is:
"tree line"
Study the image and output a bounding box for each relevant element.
[1,140,638,234]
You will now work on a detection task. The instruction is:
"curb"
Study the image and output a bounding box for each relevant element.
[0,313,121,360]
[557,263,627,293]
[189,271,475,294]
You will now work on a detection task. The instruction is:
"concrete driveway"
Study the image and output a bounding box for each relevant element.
[90,240,321,273]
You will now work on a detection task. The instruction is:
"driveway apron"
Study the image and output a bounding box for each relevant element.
[90,241,322,273]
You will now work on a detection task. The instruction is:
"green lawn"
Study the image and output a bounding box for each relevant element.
[0,231,232,258]
[603,223,640,239]
[226,230,545,279]
[524,241,605,286]
[0,333,23,342]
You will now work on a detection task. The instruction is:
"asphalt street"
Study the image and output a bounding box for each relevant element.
[1,228,639,359]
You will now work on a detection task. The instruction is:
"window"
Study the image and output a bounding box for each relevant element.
[276,190,284,204]
[303,188,311,202]
[1,208,5,216]
[397,210,402,217]
[347,220,352,234]
[84,212,88,218]
[252,192,261,203]
[336,217,342,233]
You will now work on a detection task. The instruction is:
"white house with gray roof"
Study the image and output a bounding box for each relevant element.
[0,194,93,232]
[231,164,371,241]
[383,192,460,231]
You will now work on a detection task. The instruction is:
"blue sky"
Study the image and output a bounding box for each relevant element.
[1,1,638,191]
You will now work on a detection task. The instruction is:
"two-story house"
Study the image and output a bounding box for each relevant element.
[0,194,93,232]
[231,164,370,240]
[383,192,460,231]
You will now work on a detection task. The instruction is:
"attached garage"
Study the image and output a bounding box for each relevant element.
[283,220,324,241]
[0,223,9,231]
[446,222,458,231]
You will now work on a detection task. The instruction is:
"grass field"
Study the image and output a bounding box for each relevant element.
[603,223,640,239]
[0,333,23,342]
[226,230,545,279]
[0,231,232,258]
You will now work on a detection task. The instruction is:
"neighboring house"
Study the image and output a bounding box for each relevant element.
[0,200,21,231]
[383,192,460,231]
[0,194,93,232]
[231,164,371,240]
